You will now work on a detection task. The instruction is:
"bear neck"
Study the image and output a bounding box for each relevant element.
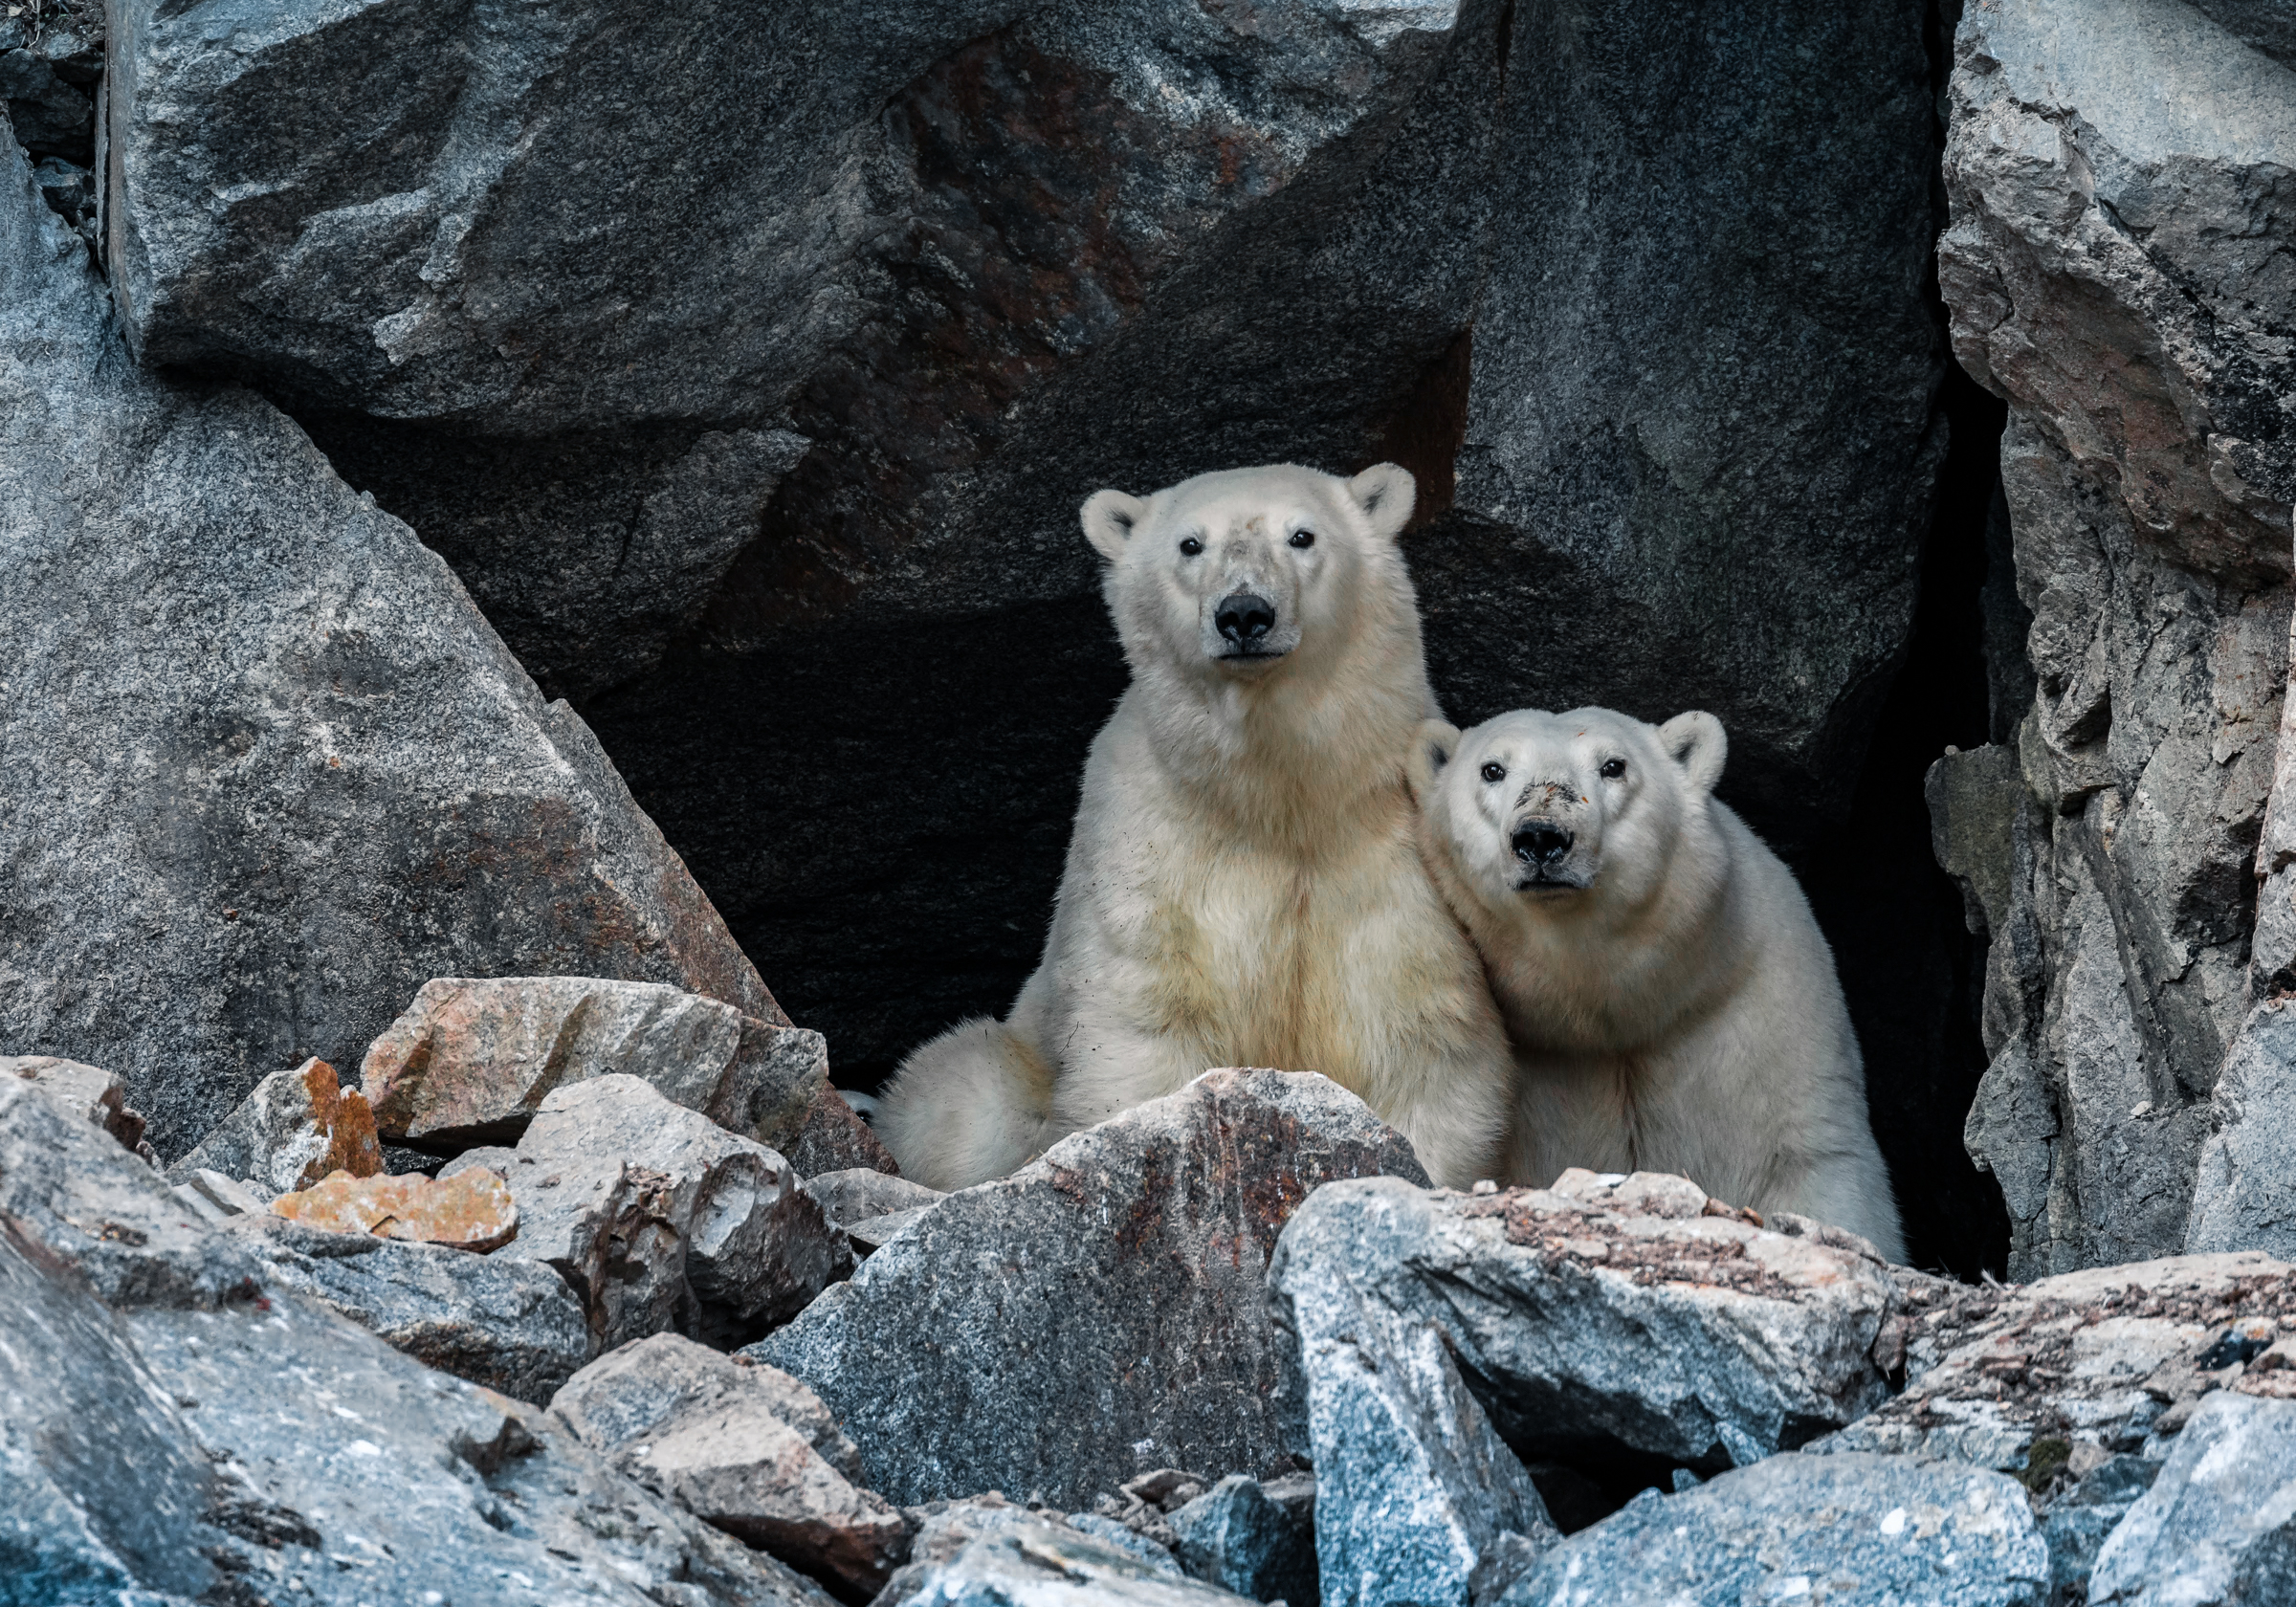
[1135,604,1431,852]
[1454,799,1748,1053]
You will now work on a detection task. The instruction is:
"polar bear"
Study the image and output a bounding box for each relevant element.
[875,463,1514,1191]
[1407,706,1906,1260]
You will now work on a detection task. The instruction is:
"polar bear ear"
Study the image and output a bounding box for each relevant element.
[1080,489,1147,562]
[1347,463,1417,543]
[1658,711,1728,794]
[1406,718,1462,805]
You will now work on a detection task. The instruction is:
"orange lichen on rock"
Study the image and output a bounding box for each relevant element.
[272,1167,518,1252]
[295,1058,383,1186]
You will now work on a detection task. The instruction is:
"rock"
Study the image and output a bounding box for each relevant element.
[171,1057,381,1196]
[1166,1475,1317,1607]
[270,1167,519,1253]
[0,128,781,1162]
[360,976,826,1155]
[552,1333,909,1600]
[467,1075,850,1353]
[1495,1452,2050,1607]
[784,1083,901,1179]
[1272,1173,1898,1476]
[803,1168,942,1228]
[878,1500,1248,1607]
[1816,1253,2296,1475]
[0,1065,836,1605]
[2088,1392,2296,1606]
[1275,1178,1557,1607]
[748,1069,1427,1508]
[0,43,91,162]
[3,1054,156,1161]
[225,1211,588,1404]
[2190,923,2296,1261]
[2039,1453,2165,1606]
[179,1169,267,1220]
[1424,0,1945,838]
[1935,0,2296,1276]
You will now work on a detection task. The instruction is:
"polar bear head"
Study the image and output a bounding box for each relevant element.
[1407,706,1729,917]
[1079,462,1418,686]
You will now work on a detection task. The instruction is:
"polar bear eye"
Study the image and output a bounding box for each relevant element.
[1179,537,1203,557]
[1480,761,1506,784]
[1289,529,1315,549]
[1601,758,1627,780]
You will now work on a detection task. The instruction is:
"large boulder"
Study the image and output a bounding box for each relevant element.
[1933,0,2296,1275]
[0,1074,833,1605]
[747,1069,1427,1508]
[2088,1392,2296,1605]
[0,128,780,1161]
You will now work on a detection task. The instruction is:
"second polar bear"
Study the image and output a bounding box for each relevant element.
[875,463,1514,1192]
[1408,706,1906,1259]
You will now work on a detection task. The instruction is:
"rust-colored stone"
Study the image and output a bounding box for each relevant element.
[272,1168,518,1253]
[296,1059,383,1185]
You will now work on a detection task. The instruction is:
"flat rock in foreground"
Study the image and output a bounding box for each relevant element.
[0,1074,830,1606]
[1497,1451,2049,1607]
[750,1069,1427,1508]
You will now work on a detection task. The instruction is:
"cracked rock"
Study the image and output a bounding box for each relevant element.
[749,1069,1426,1508]
[2088,1392,2296,1606]
[553,1332,909,1600]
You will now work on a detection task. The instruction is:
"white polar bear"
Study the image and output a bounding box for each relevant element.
[1407,706,1907,1260]
[876,463,1514,1192]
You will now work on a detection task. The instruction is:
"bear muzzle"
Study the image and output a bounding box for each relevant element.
[1212,590,1287,660]
[1509,818,1590,892]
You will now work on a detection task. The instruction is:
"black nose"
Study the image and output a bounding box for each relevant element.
[1215,592,1277,645]
[1512,821,1574,866]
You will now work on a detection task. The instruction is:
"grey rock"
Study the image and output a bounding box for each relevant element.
[1166,1476,1317,1607]
[552,1333,909,1600]
[360,976,827,1155]
[2089,1392,2296,1605]
[0,1057,834,1606]
[748,1069,1427,1508]
[847,1208,933,1254]
[1270,1174,1899,1476]
[2041,1454,2163,1606]
[803,1168,944,1229]
[1497,1452,2050,1607]
[0,130,781,1162]
[0,43,90,160]
[3,1053,156,1162]
[784,1082,903,1180]
[1936,0,2296,1277]
[467,1074,850,1354]
[181,1170,266,1219]
[1274,1180,1556,1607]
[1816,1252,2296,1476]
[2189,997,2296,1257]
[1424,0,1944,835]
[1929,743,2025,940]
[878,1501,1249,1607]
[171,1056,380,1196]
[223,1210,589,1405]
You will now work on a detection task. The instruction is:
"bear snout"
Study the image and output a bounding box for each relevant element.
[1511,820,1575,868]
[1213,591,1279,652]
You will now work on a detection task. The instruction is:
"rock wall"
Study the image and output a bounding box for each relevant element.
[1931,0,2296,1275]
[0,124,776,1158]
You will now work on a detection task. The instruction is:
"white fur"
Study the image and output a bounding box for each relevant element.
[1407,706,1907,1260]
[877,463,1513,1191]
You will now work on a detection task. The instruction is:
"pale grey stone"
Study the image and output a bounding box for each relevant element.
[878,1502,1250,1607]
[2089,1393,2296,1606]
[1497,1453,2049,1607]
[2189,998,2296,1256]
[748,1070,1425,1508]
[2,1054,155,1162]
[1165,1475,1316,1607]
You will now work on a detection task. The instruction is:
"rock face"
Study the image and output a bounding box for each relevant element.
[271,1166,520,1253]
[1424,0,1945,834]
[553,1333,911,1600]
[457,1075,850,1352]
[2088,1392,2296,1605]
[172,1056,382,1194]
[0,128,780,1162]
[227,1210,588,1404]
[750,1069,1427,1508]
[1934,0,2296,1275]
[1496,1452,2050,1607]
[361,976,826,1154]
[0,1072,833,1606]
